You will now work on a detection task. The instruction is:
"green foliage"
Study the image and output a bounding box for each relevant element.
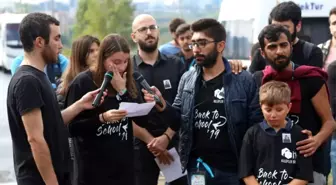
[73,0,134,46]
[13,3,34,13]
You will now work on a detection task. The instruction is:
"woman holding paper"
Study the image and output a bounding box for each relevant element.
[64,34,153,185]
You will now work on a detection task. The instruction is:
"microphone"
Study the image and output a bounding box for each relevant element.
[133,71,163,107]
[92,71,113,108]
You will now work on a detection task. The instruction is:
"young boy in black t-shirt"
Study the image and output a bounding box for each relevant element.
[239,81,313,185]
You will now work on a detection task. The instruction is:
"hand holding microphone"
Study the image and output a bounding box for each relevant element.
[133,71,166,111]
[92,71,113,108]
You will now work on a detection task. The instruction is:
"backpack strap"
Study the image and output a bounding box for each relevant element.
[302,41,314,63]
[321,40,331,63]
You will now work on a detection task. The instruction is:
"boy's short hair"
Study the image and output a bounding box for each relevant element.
[259,81,291,106]
[175,23,191,38]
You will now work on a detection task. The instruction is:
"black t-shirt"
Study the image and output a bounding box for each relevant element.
[190,72,237,172]
[64,70,147,185]
[239,123,313,184]
[6,65,69,185]
[249,40,323,74]
[133,53,184,137]
[253,66,330,175]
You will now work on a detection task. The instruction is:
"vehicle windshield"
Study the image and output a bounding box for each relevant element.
[6,23,22,48]
[221,20,254,60]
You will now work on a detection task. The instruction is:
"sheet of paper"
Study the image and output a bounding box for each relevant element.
[154,148,187,183]
[119,102,155,117]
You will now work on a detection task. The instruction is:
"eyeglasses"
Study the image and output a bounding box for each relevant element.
[134,25,159,34]
[189,40,218,49]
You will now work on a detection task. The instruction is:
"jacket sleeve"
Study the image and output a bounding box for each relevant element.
[159,72,188,132]
[246,73,263,127]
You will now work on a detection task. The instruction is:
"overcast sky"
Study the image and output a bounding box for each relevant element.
[0,0,70,5]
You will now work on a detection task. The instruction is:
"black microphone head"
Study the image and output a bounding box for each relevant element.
[104,71,113,80]
[133,71,144,82]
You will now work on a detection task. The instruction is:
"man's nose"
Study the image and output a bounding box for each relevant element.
[146,28,153,35]
[276,46,285,55]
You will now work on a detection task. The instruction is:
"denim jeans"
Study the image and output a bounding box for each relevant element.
[331,137,336,185]
[187,158,241,185]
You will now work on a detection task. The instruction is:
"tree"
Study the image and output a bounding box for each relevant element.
[73,0,134,44]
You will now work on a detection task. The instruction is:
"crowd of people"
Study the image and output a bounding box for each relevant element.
[5,1,336,185]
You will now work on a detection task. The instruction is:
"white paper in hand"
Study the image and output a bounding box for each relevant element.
[154,148,187,183]
[119,102,155,117]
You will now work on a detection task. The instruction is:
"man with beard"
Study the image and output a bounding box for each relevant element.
[248,1,323,74]
[253,24,335,185]
[142,18,263,185]
[6,13,106,185]
[174,23,196,71]
[130,14,187,185]
[318,7,336,70]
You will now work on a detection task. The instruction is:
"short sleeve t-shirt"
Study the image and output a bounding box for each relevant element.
[191,72,237,172]
[6,65,69,185]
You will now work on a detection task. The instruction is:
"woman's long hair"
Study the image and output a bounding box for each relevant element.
[58,35,100,95]
[91,34,137,98]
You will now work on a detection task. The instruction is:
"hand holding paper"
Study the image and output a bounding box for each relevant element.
[154,148,187,183]
[118,102,155,117]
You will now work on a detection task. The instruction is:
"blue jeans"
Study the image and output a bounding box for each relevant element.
[187,158,240,185]
[331,137,336,185]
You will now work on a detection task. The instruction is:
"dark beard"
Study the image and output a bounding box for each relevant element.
[195,48,218,68]
[266,54,291,72]
[138,37,158,53]
[42,45,57,64]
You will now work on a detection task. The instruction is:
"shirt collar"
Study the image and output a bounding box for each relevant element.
[134,51,167,66]
[260,117,293,134]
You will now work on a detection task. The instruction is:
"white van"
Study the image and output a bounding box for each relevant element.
[0,13,27,72]
[218,0,336,68]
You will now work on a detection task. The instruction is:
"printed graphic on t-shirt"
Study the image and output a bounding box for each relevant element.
[96,117,128,140]
[213,87,224,103]
[281,147,297,164]
[282,133,291,143]
[257,168,293,185]
[163,79,172,89]
[194,109,227,140]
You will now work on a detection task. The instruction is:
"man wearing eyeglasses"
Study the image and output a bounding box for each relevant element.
[142,18,263,185]
[131,14,187,185]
